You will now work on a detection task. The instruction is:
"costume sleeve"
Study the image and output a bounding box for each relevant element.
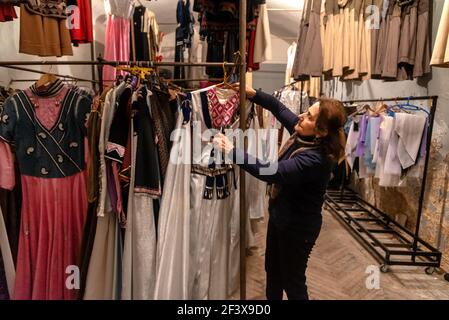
[75,92,93,136]
[0,97,18,144]
[230,147,323,184]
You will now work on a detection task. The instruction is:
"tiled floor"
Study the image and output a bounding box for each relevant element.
[244,209,449,300]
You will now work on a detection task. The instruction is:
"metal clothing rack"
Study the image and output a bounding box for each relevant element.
[325,95,442,274]
[0,64,99,84]
[0,0,249,298]
[0,60,238,91]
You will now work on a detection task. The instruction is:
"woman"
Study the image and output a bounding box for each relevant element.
[213,85,347,300]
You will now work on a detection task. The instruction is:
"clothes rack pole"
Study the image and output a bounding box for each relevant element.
[131,15,137,62]
[342,96,437,103]
[161,78,223,82]
[413,96,437,255]
[239,0,247,301]
[10,79,99,84]
[0,61,237,67]
[0,64,98,84]
[101,78,224,83]
[97,55,104,90]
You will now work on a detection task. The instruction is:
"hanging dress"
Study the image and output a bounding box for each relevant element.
[154,86,245,299]
[413,0,431,78]
[323,0,336,74]
[102,0,135,86]
[332,0,347,76]
[0,80,91,299]
[122,87,165,300]
[292,0,323,79]
[381,0,401,78]
[397,0,418,80]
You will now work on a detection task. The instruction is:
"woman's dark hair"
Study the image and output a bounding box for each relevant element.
[315,98,347,163]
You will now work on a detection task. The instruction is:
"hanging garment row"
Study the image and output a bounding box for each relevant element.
[82,73,177,300]
[345,99,430,187]
[293,0,431,82]
[0,72,268,300]
[193,0,272,79]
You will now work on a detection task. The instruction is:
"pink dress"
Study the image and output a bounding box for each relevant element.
[102,0,134,86]
[0,84,90,300]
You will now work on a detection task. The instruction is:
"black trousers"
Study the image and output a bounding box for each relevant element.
[265,219,320,300]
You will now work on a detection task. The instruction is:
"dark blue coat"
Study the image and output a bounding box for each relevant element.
[230,90,332,235]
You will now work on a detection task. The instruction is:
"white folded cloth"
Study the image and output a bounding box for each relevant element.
[394,113,427,169]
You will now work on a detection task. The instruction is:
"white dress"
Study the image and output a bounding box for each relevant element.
[153,109,192,299]
[154,87,241,300]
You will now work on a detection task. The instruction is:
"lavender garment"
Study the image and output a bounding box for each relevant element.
[355,114,369,157]
[0,253,9,300]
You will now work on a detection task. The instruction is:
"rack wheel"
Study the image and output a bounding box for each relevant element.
[380,264,389,273]
[425,267,435,275]
[444,273,449,282]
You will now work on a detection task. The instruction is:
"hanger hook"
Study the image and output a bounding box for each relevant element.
[222,62,228,83]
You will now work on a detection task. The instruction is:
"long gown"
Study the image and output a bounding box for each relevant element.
[155,86,245,299]
[0,81,91,300]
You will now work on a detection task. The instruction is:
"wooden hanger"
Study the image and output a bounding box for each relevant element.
[216,62,234,89]
[115,65,156,80]
[35,73,59,92]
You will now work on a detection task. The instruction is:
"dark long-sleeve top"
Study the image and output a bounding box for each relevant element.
[230,90,332,234]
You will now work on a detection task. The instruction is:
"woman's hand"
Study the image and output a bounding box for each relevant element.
[213,133,235,155]
[230,82,257,98]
